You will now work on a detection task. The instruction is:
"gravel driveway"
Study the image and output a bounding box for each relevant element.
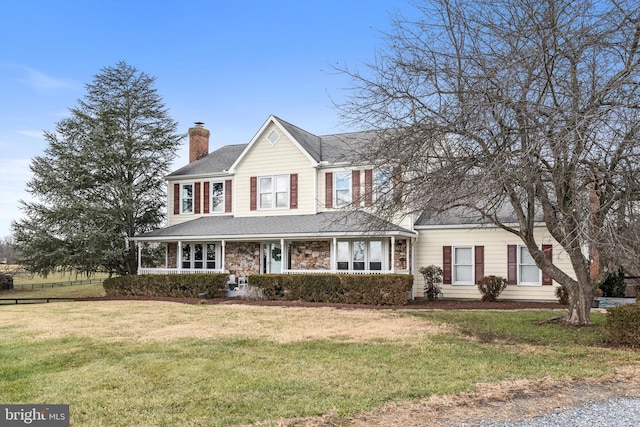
[481,397,640,426]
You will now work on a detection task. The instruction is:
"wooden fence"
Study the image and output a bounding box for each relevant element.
[11,278,104,290]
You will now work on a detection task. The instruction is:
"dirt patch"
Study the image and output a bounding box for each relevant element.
[0,301,449,344]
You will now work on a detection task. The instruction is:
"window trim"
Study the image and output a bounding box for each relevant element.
[334,171,352,208]
[518,245,542,286]
[210,180,225,213]
[180,182,194,214]
[258,174,290,210]
[336,239,386,271]
[373,168,392,203]
[181,242,218,270]
[452,245,474,285]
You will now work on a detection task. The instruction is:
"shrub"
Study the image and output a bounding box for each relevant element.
[605,302,640,348]
[555,284,569,305]
[476,275,508,302]
[419,265,443,301]
[599,268,626,298]
[103,274,228,298]
[250,274,413,306]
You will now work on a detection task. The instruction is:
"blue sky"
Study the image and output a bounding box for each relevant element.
[0,0,415,238]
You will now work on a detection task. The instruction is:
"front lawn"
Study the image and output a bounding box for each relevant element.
[0,302,636,426]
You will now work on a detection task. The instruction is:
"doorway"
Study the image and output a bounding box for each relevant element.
[261,242,282,274]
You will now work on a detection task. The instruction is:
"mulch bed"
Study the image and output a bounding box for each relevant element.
[76,296,564,310]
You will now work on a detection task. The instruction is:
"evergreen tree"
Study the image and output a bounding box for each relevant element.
[12,61,183,276]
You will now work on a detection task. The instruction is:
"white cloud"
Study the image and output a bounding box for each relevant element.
[17,66,75,90]
[16,130,45,139]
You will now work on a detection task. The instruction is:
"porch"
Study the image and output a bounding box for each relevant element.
[137,236,413,277]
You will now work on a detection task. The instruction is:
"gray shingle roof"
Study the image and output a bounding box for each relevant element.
[134,211,416,240]
[167,144,247,177]
[167,116,378,178]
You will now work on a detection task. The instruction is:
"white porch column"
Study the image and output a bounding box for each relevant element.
[221,240,226,272]
[391,236,396,273]
[177,240,182,273]
[137,242,142,272]
[280,238,286,271]
[332,237,337,271]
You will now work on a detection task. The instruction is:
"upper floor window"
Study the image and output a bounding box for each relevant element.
[181,183,194,214]
[259,175,289,209]
[374,168,392,202]
[211,181,224,213]
[453,246,473,284]
[334,172,351,207]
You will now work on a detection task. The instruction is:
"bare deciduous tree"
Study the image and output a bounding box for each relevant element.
[339,0,640,325]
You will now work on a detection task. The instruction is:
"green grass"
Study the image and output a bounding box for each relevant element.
[0,305,637,426]
[1,282,106,299]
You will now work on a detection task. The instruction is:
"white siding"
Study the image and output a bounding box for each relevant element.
[234,123,316,217]
[414,226,576,301]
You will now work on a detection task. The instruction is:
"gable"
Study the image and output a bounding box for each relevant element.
[230,116,319,172]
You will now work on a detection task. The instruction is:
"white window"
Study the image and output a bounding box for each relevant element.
[337,241,350,270]
[182,243,217,270]
[369,240,383,270]
[453,246,473,284]
[181,183,194,214]
[336,240,385,271]
[519,246,541,285]
[334,172,351,207]
[259,175,289,209]
[352,241,366,270]
[374,168,392,202]
[211,181,224,213]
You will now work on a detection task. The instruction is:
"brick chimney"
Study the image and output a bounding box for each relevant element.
[188,122,210,163]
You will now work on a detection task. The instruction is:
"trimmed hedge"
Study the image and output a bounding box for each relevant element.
[249,274,414,306]
[103,274,229,299]
[605,302,640,348]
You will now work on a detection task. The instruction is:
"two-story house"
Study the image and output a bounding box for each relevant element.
[133,115,576,301]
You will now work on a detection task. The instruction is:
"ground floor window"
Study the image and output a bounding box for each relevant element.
[519,245,541,285]
[182,242,217,270]
[453,246,473,284]
[337,240,384,271]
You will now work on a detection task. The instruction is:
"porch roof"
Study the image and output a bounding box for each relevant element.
[133,211,416,241]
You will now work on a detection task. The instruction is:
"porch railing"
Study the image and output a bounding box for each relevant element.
[283,269,409,275]
[138,268,226,275]
[138,268,410,275]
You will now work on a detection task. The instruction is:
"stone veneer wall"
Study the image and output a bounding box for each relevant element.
[289,241,331,270]
[167,243,177,268]
[394,239,408,270]
[225,242,261,277]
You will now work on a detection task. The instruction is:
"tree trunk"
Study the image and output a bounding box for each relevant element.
[563,254,594,325]
[565,291,593,325]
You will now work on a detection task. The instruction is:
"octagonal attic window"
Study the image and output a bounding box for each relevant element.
[267,130,280,145]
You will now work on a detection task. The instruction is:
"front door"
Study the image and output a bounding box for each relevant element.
[261,242,282,273]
